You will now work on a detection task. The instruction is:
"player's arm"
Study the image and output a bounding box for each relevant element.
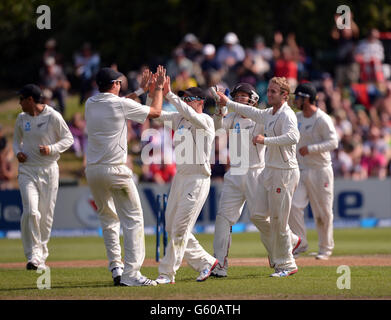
[307,116,339,154]
[147,65,166,119]
[42,111,74,156]
[125,68,152,100]
[263,112,300,146]
[164,77,212,131]
[216,91,265,124]
[13,115,27,162]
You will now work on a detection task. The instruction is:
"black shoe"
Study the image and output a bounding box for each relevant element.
[113,276,121,286]
[26,262,38,270]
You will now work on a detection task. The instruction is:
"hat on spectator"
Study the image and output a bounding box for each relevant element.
[178,87,206,100]
[224,32,239,44]
[96,67,123,87]
[203,44,216,56]
[18,84,42,102]
[294,82,317,102]
[184,33,198,43]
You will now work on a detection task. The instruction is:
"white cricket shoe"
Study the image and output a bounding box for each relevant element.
[111,267,123,286]
[270,269,298,277]
[210,265,227,278]
[196,259,219,282]
[315,253,331,260]
[155,275,175,284]
[120,276,157,287]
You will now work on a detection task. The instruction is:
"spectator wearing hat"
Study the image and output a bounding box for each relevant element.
[166,47,194,81]
[216,32,245,68]
[13,84,74,271]
[200,44,223,87]
[84,66,166,287]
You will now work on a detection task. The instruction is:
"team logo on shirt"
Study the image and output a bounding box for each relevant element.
[178,125,184,134]
[276,188,281,193]
[234,122,240,133]
[37,122,46,128]
[305,125,312,130]
[24,122,31,131]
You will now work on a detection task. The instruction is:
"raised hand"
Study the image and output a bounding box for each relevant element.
[163,76,171,97]
[216,91,229,107]
[148,73,157,98]
[155,65,166,88]
[140,68,152,92]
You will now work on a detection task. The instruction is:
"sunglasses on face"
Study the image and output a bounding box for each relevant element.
[182,96,203,102]
[111,79,122,85]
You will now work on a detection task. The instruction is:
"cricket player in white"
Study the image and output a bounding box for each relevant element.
[217,77,301,277]
[211,83,268,277]
[150,78,217,284]
[85,66,166,287]
[289,83,338,260]
[13,84,73,270]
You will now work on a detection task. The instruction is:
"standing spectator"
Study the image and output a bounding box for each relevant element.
[74,42,101,105]
[216,32,245,68]
[355,28,385,83]
[39,56,70,115]
[274,46,298,90]
[13,84,74,270]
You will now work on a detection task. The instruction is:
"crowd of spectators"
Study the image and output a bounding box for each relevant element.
[3,18,391,187]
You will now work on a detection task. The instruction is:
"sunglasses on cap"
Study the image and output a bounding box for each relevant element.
[182,96,203,102]
[295,92,311,100]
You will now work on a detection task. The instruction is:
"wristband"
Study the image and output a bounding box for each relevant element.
[135,88,144,96]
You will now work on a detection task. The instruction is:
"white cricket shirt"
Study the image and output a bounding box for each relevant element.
[13,105,74,166]
[226,101,300,170]
[85,92,150,165]
[296,108,338,169]
[213,112,265,169]
[156,91,215,176]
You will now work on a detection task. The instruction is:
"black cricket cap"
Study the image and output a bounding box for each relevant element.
[18,84,42,101]
[96,67,123,87]
[294,82,317,102]
[178,87,206,100]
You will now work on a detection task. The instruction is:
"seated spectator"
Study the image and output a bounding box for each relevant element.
[166,48,194,80]
[68,112,87,158]
[201,44,224,87]
[251,36,271,79]
[0,125,15,190]
[148,161,176,184]
[180,33,204,62]
[235,50,259,87]
[171,68,198,93]
[39,56,70,114]
[361,145,387,179]
[216,32,245,68]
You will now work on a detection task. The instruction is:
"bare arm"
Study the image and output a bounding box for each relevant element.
[147,65,166,119]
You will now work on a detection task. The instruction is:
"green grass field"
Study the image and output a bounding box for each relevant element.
[0,228,391,300]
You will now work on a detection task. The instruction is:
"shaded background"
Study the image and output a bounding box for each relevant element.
[1,0,391,91]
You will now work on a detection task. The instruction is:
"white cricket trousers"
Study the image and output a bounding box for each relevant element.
[18,163,59,266]
[254,167,300,271]
[85,164,145,282]
[289,166,334,255]
[158,173,216,280]
[213,167,269,271]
